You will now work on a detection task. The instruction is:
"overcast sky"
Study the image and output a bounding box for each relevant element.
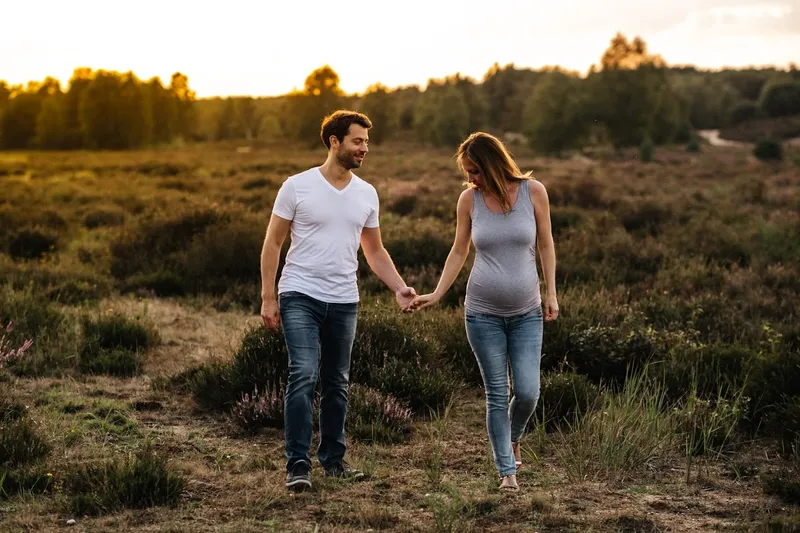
[2,0,798,97]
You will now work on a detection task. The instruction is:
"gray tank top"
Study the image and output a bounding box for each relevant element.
[465,179,541,317]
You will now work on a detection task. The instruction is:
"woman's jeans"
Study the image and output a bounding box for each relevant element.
[279,291,358,471]
[465,306,544,477]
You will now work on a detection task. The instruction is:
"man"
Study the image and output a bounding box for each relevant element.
[260,110,416,492]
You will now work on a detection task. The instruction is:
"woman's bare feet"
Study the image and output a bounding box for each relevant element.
[500,474,519,492]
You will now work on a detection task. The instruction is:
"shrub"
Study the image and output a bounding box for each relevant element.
[754,138,783,162]
[763,468,800,506]
[347,384,413,444]
[122,271,186,297]
[729,101,761,125]
[535,372,602,431]
[371,357,460,415]
[8,228,58,260]
[0,467,54,499]
[686,135,701,153]
[229,383,284,435]
[0,417,51,467]
[79,314,158,376]
[64,447,185,516]
[638,137,654,163]
[82,207,126,229]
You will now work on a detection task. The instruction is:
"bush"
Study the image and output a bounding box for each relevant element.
[638,137,654,163]
[754,138,783,161]
[64,447,185,516]
[759,81,800,118]
[535,372,602,431]
[8,228,58,260]
[0,466,54,499]
[763,467,800,506]
[0,285,77,376]
[122,270,186,297]
[371,357,460,415]
[82,207,126,229]
[229,383,284,435]
[347,384,413,444]
[729,101,761,125]
[0,417,51,467]
[79,314,159,377]
[686,135,701,153]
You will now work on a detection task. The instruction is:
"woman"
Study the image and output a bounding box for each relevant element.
[410,132,559,493]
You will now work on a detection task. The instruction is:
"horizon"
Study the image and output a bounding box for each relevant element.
[3,0,799,98]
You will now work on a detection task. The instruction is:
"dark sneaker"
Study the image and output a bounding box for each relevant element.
[324,460,365,481]
[285,461,312,492]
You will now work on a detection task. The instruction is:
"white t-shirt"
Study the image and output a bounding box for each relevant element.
[272,167,379,303]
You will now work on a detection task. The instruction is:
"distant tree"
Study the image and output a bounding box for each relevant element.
[280,65,345,146]
[414,83,469,147]
[482,63,542,132]
[35,95,67,149]
[522,70,588,155]
[215,97,239,140]
[0,91,43,149]
[0,81,10,109]
[729,101,762,125]
[358,83,392,144]
[591,33,675,148]
[759,80,800,118]
[79,70,129,149]
[63,68,93,148]
[121,72,151,148]
[169,72,196,139]
[237,97,262,140]
[146,77,177,144]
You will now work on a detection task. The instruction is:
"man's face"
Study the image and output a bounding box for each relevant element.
[334,124,369,170]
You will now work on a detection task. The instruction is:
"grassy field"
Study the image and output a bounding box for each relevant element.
[1,138,800,532]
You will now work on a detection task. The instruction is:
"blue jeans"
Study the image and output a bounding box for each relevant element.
[465,306,544,477]
[279,291,358,471]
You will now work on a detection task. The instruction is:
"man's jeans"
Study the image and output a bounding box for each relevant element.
[465,306,544,477]
[279,291,358,471]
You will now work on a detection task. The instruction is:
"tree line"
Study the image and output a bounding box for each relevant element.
[2,33,799,153]
[0,69,195,150]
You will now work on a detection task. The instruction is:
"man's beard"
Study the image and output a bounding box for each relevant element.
[336,149,363,170]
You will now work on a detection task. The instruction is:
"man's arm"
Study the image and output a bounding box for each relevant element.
[360,226,415,310]
[260,213,291,329]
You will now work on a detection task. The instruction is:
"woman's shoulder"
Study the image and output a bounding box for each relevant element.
[457,188,475,212]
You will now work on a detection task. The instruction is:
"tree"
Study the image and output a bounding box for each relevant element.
[0,92,43,149]
[236,97,262,140]
[169,72,196,140]
[146,77,177,144]
[522,70,588,156]
[592,34,673,148]
[279,65,346,146]
[759,80,800,118]
[35,95,67,149]
[63,68,93,148]
[358,83,392,144]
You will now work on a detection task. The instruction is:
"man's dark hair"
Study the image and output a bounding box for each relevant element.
[320,110,372,149]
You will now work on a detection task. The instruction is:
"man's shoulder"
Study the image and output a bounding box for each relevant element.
[351,174,378,197]
[285,167,320,183]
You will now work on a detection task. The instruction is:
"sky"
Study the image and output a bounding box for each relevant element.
[2,0,798,98]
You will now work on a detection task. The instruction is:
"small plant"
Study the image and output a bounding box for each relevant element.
[638,136,655,163]
[754,138,783,161]
[0,322,32,370]
[347,384,413,444]
[0,417,51,467]
[64,446,185,516]
[686,134,701,153]
[79,313,158,376]
[230,383,284,434]
[8,228,58,260]
[763,467,800,506]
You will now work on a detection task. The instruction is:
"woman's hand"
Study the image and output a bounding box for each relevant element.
[410,293,441,311]
[544,293,559,321]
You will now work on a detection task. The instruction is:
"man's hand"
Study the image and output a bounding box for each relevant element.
[261,297,280,330]
[395,286,417,312]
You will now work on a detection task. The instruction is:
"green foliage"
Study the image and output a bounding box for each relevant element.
[759,80,800,118]
[63,447,185,516]
[535,372,602,430]
[0,417,51,467]
[729,101,761,125]
[7,227,58,260]
[638,136,654,162]
[79,313,158,376]
[763,468,800,506]
[523,70,588,155]
[347,384,413,444]
[753,138,783,161]
[357,84,392,144]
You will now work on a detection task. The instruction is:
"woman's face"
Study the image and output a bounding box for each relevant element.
[462,159,484,191]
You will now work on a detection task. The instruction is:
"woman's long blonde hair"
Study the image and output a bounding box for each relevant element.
[456,132,533,214]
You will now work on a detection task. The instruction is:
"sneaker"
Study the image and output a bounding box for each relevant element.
[500,474,520,493]
[285,460,312,492]
[324,460,365,481]
[512,441,522,471]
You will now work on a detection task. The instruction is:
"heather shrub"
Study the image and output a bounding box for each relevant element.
[347,384,413,444]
